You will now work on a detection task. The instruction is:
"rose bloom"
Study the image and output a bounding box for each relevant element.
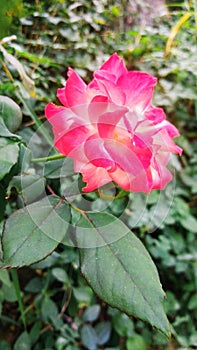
[45,53,182,193]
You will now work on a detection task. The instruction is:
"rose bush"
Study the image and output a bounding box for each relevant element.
[45,53,182,192]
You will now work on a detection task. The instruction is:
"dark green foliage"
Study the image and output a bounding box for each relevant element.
[0,0,23,39]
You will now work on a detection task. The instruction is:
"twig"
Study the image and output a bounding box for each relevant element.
[59,288,72,318]
[0,35,17,45]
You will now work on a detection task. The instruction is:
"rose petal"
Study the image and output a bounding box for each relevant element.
[145,105,166,123]
[57,87,68,106]
[109,166,152,193]
[117,71,157,112]
[96,53,128,81]
[153,129,182,155]
[84,136,116,171]
[88,96,109,123]
[76,161,112,192]
[158,120,180,138]
[55,126,91,156]
[98,106,128,139]
[109,167,134,191]
[104,139,152,175]
[65,68,87,107]
[92,78,126,105]
[45,103,93,156]
[45,102,67,121]
[150,163,173,190]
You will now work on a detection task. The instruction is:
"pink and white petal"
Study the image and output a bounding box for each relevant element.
[158,120,180,138]
[98,106,128,139]
[65,68,87,107]
[45,102,87,132]
[145,105,166,123]
[134,119,180,153]
[111,163,171,193]
[94,70,117,84]
[68,103,92,123]
[98,105,128,126]
[84,136,116,170]
[129,169,153,193]
[93,78,126,105]
[110,150,173,192]
[45,103,93,156]
[117,71,157,112]
[88,79,100,90]
[138,119,180,139]
[45,102,66,121]
[88,95,109,123]
[150,164,173,190]
[135,119,159,138]
[123,111,140,135]
[134,145,153,169]
[74,158,88,172]
[79,163,112,192]
[109,167,152,193]
[155,151,170,167]
[104,140,151,176]
[57,87,68,106]
[97,53,128,81]
[54,125,91,156]
[109,167,134,191]
[153,129,182,155]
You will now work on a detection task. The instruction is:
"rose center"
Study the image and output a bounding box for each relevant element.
[113,128,131,145]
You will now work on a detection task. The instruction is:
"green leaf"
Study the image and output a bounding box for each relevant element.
[95,321,111,346]
[0,138,19,180]
[1,280,17,302]
[180,215,197,233]
[83,304,101,322]
[80,325,98,350]
[25,277,45,293]
[112,313,134,337]
[126,334,147,350]
[0,44,35,96]
[13,331,31,350]
[0,118,20,139]
[1,196,70,268]
[0,95,22,133]
[188,294,197,310]
[8,173,46,204]
[73,286,93,305]
[29,322,40,345]
[0,269,12,287]
[44,157,73,179]
[51,267,69,284]
[41,297,59,322]
[77,212,170,336]
[0,340,11,350]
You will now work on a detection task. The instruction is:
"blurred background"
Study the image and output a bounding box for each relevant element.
[0,0,197,349]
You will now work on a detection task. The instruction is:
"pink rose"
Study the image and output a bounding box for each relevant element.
[45,53,182,193]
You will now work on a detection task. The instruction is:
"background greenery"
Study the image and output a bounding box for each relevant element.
[0,0,197,349]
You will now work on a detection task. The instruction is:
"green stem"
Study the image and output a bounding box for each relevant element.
[31,153,65,163]
[11,268,26,329]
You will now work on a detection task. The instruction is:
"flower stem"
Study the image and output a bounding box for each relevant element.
[11,268,26,329]
[31,154,65,163]
[70,203,86,215]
